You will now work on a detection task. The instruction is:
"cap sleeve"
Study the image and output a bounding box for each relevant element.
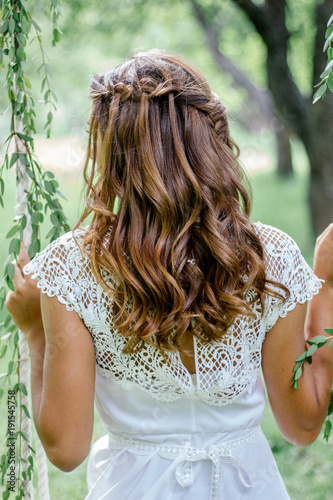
[23,230,87,318]
[254,222,323,331]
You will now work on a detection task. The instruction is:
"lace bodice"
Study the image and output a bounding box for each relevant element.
[24,222,321,406]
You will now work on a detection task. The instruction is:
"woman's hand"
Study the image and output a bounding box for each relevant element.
[5,243,43,336]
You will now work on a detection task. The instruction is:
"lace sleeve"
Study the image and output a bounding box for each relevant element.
[23,230,86,318]
[255,222,323,331]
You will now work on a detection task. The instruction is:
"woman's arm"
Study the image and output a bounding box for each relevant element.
[6,246,96,472]
[262,224,333,446]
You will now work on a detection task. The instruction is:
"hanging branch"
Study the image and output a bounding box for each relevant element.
[0,0,69,498]
[313,13,333,102]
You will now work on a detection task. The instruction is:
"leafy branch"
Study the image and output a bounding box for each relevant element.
[313,13,333,103]
[0,0,68,497]
[292,330,333,441]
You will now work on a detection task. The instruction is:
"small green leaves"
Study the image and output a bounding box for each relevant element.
[295,351,307,362]
[327,73,333,93]
[53,28,61,42]
[15,382,28,396]
[6,225,20,239]
[307,335,330,347]
[21,404,31,418]
[306,344,318,356]
[7,263,15,281]
[314,13,333,102]
[294,366,303,381]
[313,84,326,104]
[0,344,7,358]
[293,333,333,440]
[323,419,332,442]
[9,238,21,256]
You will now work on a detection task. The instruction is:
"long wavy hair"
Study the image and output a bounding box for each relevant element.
[76,50,287,353]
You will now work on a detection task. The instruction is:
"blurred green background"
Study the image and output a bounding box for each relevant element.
[1,0,332,499]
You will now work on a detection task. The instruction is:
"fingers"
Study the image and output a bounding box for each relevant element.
[317,223,333,243]
[13,261,25,289]
[17,242,30,269]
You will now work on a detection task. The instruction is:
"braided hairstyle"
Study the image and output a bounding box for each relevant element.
[77,49,286,352]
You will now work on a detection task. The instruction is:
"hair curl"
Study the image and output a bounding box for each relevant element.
[76,49,287,353]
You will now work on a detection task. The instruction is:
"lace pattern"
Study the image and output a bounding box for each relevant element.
[24,223,322,406]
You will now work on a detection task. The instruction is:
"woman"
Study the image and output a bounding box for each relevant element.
[6,50,333,500]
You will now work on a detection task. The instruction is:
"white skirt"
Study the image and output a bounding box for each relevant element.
[85,426,290,500]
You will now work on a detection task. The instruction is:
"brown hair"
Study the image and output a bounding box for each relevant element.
[77,49,286,352]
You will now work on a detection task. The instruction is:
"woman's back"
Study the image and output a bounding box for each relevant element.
[23,221,321,499]
[6,50,333,500]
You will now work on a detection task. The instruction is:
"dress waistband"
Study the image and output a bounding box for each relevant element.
[107,425,263,500]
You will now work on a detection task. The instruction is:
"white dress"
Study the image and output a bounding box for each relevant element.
[24,222,322,500]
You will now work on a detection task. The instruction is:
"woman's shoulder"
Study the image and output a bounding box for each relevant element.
[253,221,299,250]
[23,227,88,278]
[252,221,310,282]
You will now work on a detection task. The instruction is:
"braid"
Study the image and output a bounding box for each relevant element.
[90,72,233,148]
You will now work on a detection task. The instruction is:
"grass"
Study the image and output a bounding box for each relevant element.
[1,152,333,499]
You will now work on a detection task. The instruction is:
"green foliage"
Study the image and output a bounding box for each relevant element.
[0,0,67,497]
[313,13,333,103]
[292,331,333,441]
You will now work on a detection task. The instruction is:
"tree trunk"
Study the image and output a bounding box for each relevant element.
[190,0,294,176]
[306,0,333,236]
[232,0,333,236]
[276,126,293,177]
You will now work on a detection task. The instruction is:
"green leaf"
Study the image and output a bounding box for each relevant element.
[53,28,61,42]
[324,328,333,335]
[47,111,53,123]
[7,263,15,280]
[295,351,307,362]
[0,344,7,358]
[8,18,15,34]
[31,212,41,224]
[19,430,29,442]
[20,214,27,230]
[17,383,27,396]
[323,419,332,442]
[16,132,33,142]
[44,180,56,194]
[327,13,333,27]
[6,225,19,238]
[8,360,14,375]
[9,238,21,255]
[329,339,333,347]
[307,344,318,357]
[325,25,333,39]
[3,489,10,500]
[294,367,303,381]
[307,335,328,347]
[313,84,327,103]
[320,67,332,80]
[325,59,333,72]
[327,73,333,93]
[21,404,31,418]
[9,153,19,169]
[323,31,333,52]
[0,19,8,34]
[31,19,41,31]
